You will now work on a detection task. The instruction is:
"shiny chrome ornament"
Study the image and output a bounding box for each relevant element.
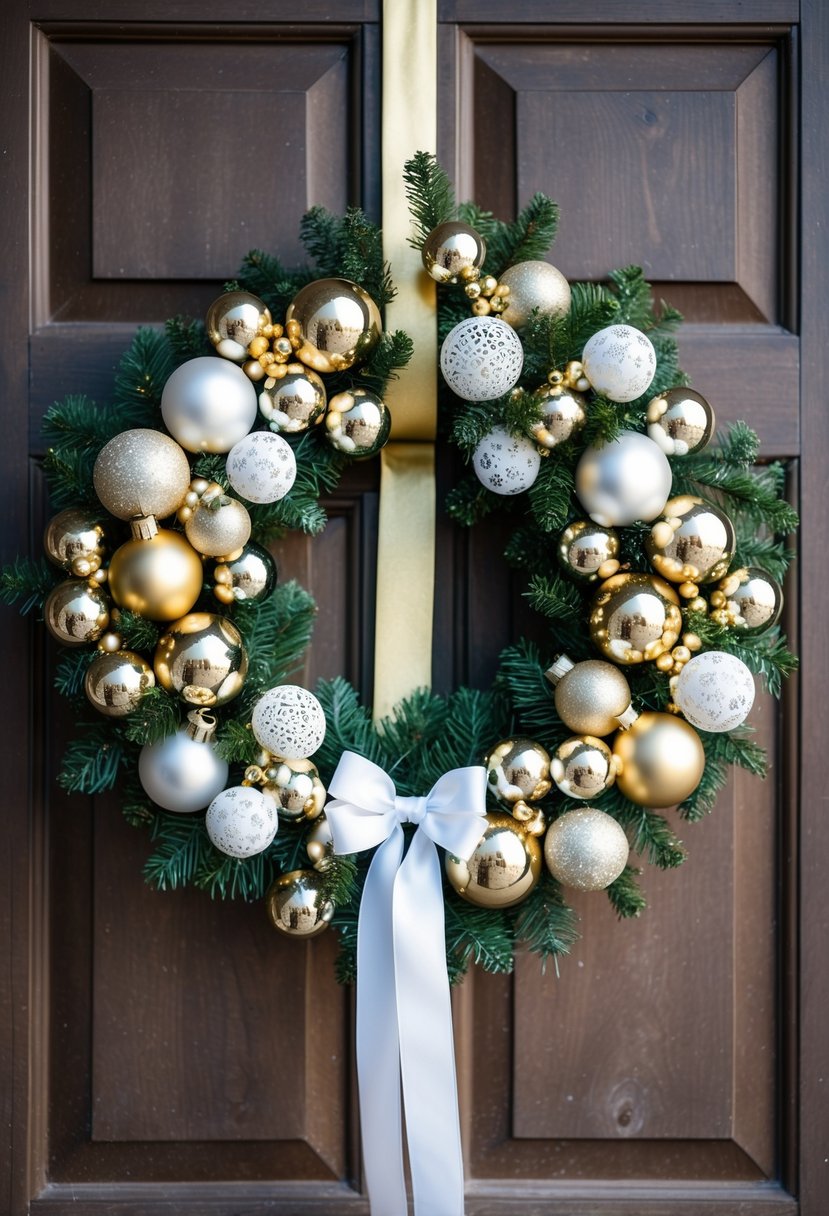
[44,578,110,646]
[445,813,541,909]
[258,363,327,433]
[721,566,783,634]
[530,385,587,449]
[557,519,620,582]
[324,388,391,457]
[84,649,155,718]
[421,220,486,283]
[210,541,276,605]
[485,737,552,805]
[206,291,270,362]
[589,572,682,665]
[286,277,382,374]
[646,495,735,584]
[647,387,715,456]
[154,612,248,707]
[44,507,109,576]
[265,869,335,938]
[551,736,619,800]
[261,757,326,822]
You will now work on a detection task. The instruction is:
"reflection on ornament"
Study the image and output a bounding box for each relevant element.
[44,579,110,646]
[646,496,735,584]
[446,813,540,908]
[265,869,335,937]
[546,655,633,736]
[93,429,192,521]
[674,651,755,732]
[720,566,783,634]
[44,507,108,576]
[581,324,656,403]
[485,738,551,805]
[557,520,620,582]
[530,385,586,449]
[647,387,715,456]
[498,260,571,329]
[84,649,155,718]
[421,221,486,283]
[551,736,618,799]
[161,357,258,453]
[107,526,203,621]
[210,541,276,606]
[590,573,682,664]
[324,388,391,457]
[544,808,629,891]
[185,494,251,558]
[154,613,248,707]
[206,291,270,362]
[440,316,524,402]
[138,709,229,813]
[287,278,382,374]
[206,785,277,858]
[472,426,541,495]
[575,430,673,527]
[262,757,326,822]
[613,711,705,806]
[226,431,297,503]
[258,364,327,434]
[251,684,326,759]
[306,815,335,869]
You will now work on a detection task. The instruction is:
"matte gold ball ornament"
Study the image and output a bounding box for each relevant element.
[498,260,571,329]
[324,388,391,457]
[557,520,620,582]
[613,710,705,807]
[590,572,682,665]
[44,579,111,646]
[107,526,204,622]
[286,277,382,374]
[445,813,542,909]
[93,429,192,521]
[544,808,629,891]
[84,649,155,717]
[421,221,486,283]
[265,869,335,938]
[44,507,109,576]
[645,496,735,585]
[485,738,552,805]
[545,655,633,736]
[647,387,715,456]
[551,736,619,800]
[154,613,248,707]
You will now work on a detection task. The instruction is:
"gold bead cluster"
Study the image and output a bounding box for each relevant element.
[463,268,512,316]
[242,318,304,384]
[546,361,591,394]
[176,477,224,526]
[709,567,749,627]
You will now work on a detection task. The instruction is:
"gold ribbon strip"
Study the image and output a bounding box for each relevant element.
[374,0,438,721]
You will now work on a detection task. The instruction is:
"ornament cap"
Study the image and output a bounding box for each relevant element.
[616,705,640,730]
[545,654,575,686]
[130,515,159,541]
[185,708,218,744]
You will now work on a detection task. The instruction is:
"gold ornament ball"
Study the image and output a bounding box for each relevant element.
[723,566,783,634]
[286,277,382,374]
[551,736,618,800]
[44,578,110,646]
[305,814,335,869]
[613,711,705,807]
[445,813,541,909]
[258,364,327,434]
[209,541,277,605]
[485,737,552,805]
[544,808,629,891]
[498,260,571,329]
[93,429,192,521]
[184,495,252,559]
[44,507,108,574]
[324,388,391,457]
[206,290,269,362]
[108,529,204,621]
[646,387,715,457]
[421,220,486,284]
[262,758,326,823]
[84,649,155,718]
[551,658,632,736]
[530,385,587,449]
[645,495,735,585]
[557,519,620,582]
[590,572,682,665]
[154,612,248,707]
[265,869,334,938]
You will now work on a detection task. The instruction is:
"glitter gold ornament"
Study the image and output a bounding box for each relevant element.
[546,655,633,736]
[557,520,620,582]
[44,507,108,576]
[445,813,541,909]
[421,220,486,283]
[721,566,783,634]
[575,430,673,527]
[265,869,335,938]
[485,738,552,805]
[498,260,571,329]
[210,541,276,605]
[84,649,155,717]
[206,291,270,362]
[544,808,629,891]
[160,357,258,453]
[107,525,203,622]
[613,710,705,807]
[646,496,735,584]
[154,613,248,707]
[551,736,618,800]
[530,385,586,449]
[184,494,252,558]
[258,364,327,434]
[324,388,391,457]
[93,429,192,521]
[646,387,715,456]
[262,757,326,822]
[590,573,682,665]
[286,278,382,374]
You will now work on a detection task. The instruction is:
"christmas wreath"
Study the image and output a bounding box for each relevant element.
[2,154,797,987]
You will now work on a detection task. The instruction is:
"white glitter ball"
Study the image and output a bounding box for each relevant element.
[251,685,326,759]
[582,324,657,403]
[440,317,524,402]
[674,651,756,733]
[472,426,541,496]
[225,431,297,504]
[205,785,278,858]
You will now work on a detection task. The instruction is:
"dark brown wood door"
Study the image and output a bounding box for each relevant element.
[2,2,827,1214]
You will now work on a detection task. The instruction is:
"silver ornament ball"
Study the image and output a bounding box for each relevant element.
[161,357,258,453]
[138,711,229,813]
[575,430,673,526]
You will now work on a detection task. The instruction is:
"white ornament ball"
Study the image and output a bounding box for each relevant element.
[440,316,524,402]
[138,726,229,813]
[251,685,326,759]
[472,426,541,496]
[582,324,657,403]
[226,431,297,504]
[205,785,278,858]
[674,651,756,733]
[161,357,258,453]
[575,430,673,526]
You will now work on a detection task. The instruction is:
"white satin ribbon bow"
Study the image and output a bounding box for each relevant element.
[326,751,488,1216]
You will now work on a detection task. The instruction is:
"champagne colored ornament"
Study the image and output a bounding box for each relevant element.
[575,430,673,527]
[647,387,715,456]
[721,566,783,634]
[581,324,657,403]
[613,710,705,806]
[440,316,524,402]
[262,757,326,822]
[258,364,326,434]
[498,260,571,329]
[421,220,486,283]
[286,278,382,374]
[206,785,277,858]
[138,709,229,813]
[265,869,334,938]
[472,426,541,495]
[185,494,251,558]
[93,429,191,521]
[250,684,326,759]
[445,813,541,909]
[324,388,391,457]
[160,357,258,453]
[84,649,155,717]
[225,431,297,503]
[44,579,110,646]
[530,385,587,449]
[44,507,108,576]
[108,525,203,621]
[557,520,620,582]
[154,613,248,707]
[210,541,276,605]
[551,736,619,800]
[544,808,629,891]
[206,290,270,362]
[646,496,735,584]
[674,651,755,732]
[305,814,335,869]
[485,738,552,805]
[546,655,633,736]
[590,572,682,665]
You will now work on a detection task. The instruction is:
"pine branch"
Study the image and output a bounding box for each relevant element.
[733,536,795,582]
[112,328,175,422]
[237,249,310,319]
[54,649,95,699]
[42,447,99,512]
[527,450,575,532]
[495,639,565,739]
[356,330,415,397]
[165,315,210,361]
[339,207,396,309]
[0,556,59,614]
[191,453,231,490]
[403,151,456,248]
[57,722,127,794]
[608,266,656,330]
[512,871,580,965]
[484,193,559,276]
[249,432,347,539]
[120,686,180,746]
[444,894,516,981]
[318,853,359,909]
[116,609,162,653]
[444,474,503,527]
[232,578,316,692]
[683,614,797,697]
[410,687,504,793]
[313,677,393,778]
[214,717,260,766]
[525,571,583,625]
[606,866,648,918]
[611,802,686,869]
[144,814,214,891]
[120,769,158,827]
[41,394,119,455]
[449,399,504,453]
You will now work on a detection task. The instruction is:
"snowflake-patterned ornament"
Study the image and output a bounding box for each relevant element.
[472,426,541,496]
[250,684,327,760]
[581,324,657,403]
[440,316,524,402]
[673,651,756,733]
[226,431,297,504]
[205,785,278,858]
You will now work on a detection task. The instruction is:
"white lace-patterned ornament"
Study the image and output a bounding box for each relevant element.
[582,324,657,403]
[251,684,326,759]
[440,317,524,401]
[225,431,297,504]
[205,785,278,858]
[674,651,755,733]
[472,426,541,495]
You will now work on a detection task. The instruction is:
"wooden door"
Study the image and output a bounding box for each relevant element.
[1,2,826,1214]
